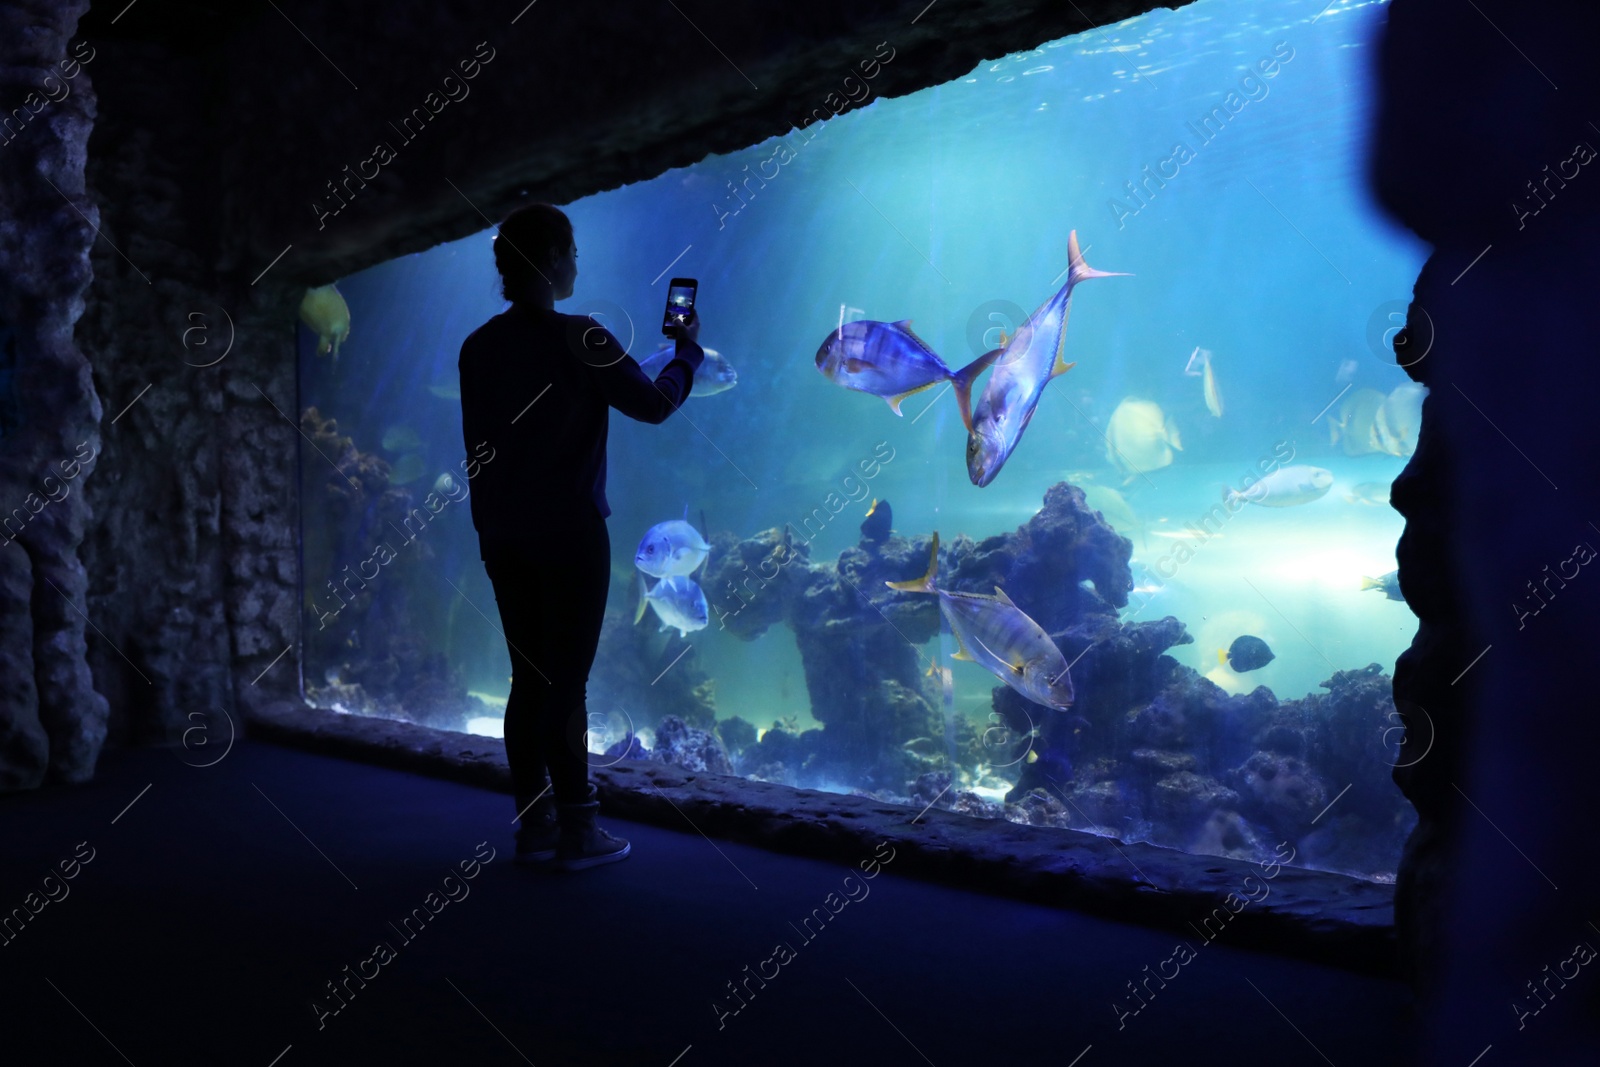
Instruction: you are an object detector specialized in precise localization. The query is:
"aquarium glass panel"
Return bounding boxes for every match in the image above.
[298,0,1425,879]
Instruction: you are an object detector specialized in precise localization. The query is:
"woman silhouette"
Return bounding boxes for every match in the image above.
[458,204,703,870]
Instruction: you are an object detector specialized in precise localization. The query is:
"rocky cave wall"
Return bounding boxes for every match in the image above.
[0,0,106,787]
[1371,0,1600,1048]
[3,0,1198,783]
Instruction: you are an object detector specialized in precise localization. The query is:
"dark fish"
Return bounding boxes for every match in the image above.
[1220,635,1275,672]
[861,498,892,542]
[1361,570,1406,603]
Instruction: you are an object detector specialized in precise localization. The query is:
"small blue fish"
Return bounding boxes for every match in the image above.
[636,575,709,637]
[967,231,1127,487]
[1219,635,1275,672]
[816,319,996,432]
[635,510,711,578]
[638,343,738,396]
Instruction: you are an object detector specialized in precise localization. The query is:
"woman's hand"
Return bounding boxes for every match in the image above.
[666,307,701,346]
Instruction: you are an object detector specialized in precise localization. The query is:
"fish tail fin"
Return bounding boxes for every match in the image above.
[1359,575,1380,591]
[886,531,940,594]
[634,575,650,624]
[1217,648,1229,666]
[950,350,1001,434]
[1067,230,1131,286]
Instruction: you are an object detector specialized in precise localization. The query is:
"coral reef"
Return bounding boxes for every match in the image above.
[702,480,1139,793]
[691,479,1412,878]
[650,715,735,776]
[297,407,474,731]
[586,607,717,733]
[599,715,734,776]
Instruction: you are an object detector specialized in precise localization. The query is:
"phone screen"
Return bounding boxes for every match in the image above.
[663,280,697,334]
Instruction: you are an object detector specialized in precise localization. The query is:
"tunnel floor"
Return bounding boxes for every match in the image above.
[0,740,1416,1066]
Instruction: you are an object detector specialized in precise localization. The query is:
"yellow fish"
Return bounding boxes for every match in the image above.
[1105,398,1182,482]
[299,284,351,366]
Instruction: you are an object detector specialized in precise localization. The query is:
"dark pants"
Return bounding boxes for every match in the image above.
[482,505,610,807]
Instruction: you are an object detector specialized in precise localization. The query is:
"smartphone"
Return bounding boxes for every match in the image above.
[662,278,697,335]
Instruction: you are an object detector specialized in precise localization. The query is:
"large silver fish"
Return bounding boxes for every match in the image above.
[815,319,995,432]
[636,574,709,637]
[635,513,711,578]
[638,343,739,396]
[967,231,1127,486]
[886,532,1075,709]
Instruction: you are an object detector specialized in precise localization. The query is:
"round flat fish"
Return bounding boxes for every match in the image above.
[1105,398,1182,479]
[1375,382,1425,458]
[382,425,423,452]
[638,344,738,396]
[642,575,709,637]
[635,518,711,577]
[387,453,427,485]
[1331,387,1387,456]
[1223,635,1275,672]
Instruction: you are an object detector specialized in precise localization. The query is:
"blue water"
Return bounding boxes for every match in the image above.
[299,0,1425,868]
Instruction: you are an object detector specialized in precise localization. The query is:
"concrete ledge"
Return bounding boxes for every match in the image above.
[244,700,1397,976]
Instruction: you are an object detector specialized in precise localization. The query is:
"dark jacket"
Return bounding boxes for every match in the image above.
[459,303,700,555]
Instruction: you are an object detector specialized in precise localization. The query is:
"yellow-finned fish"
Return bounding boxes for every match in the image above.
[886,532,1075,709]
[966,231,1128,487]
[815,319,997,432]
[1185,346,1223,418]
[299,284,351,366]
[861,498,893,543]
